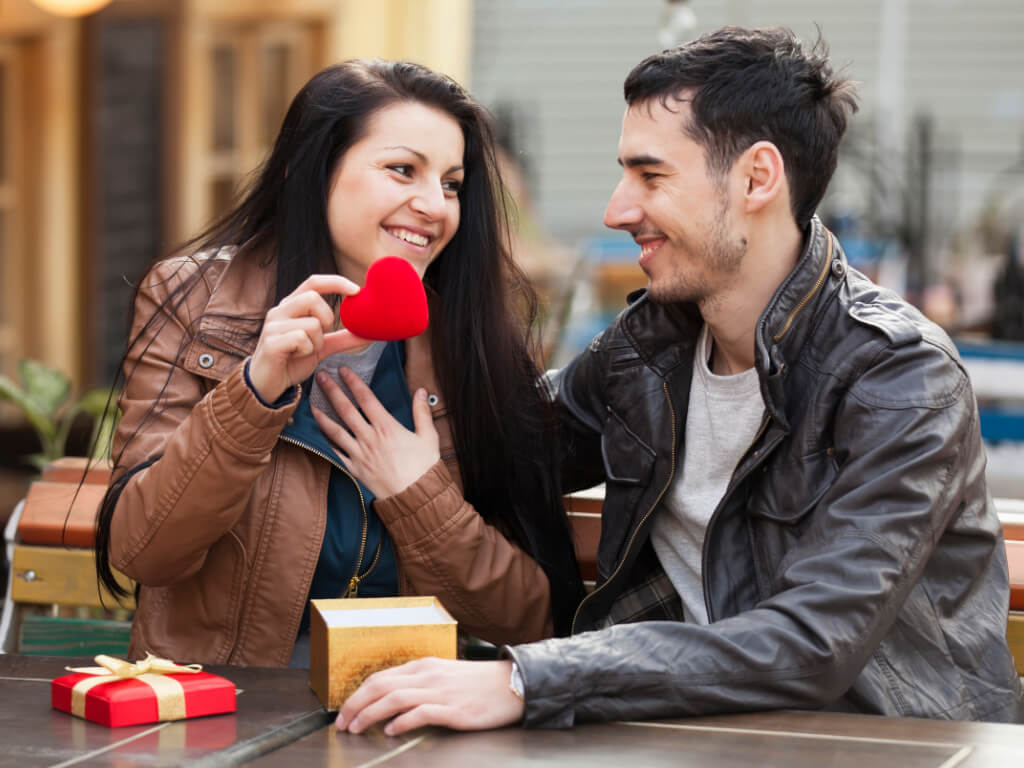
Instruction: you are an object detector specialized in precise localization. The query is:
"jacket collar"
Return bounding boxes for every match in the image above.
[622,216,842,426]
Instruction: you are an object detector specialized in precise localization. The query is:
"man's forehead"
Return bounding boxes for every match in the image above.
[617,99,694,160]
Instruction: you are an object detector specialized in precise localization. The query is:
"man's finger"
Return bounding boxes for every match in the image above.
[337,664,422,730]
[384,703,453,736]
[347,687,429,734]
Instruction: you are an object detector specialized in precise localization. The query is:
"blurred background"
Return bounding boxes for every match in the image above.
[2,0,1024,515]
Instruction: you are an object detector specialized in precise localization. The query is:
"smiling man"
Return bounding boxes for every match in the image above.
[336,26,1024,733]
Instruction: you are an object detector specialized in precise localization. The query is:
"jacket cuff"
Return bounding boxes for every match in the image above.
[207,361,300,457]
[502,641,577,729]
[373,459,459,544]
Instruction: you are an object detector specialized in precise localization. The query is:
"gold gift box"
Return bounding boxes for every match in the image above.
[309,596,457,711]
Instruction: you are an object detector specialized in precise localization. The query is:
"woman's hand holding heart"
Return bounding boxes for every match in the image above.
[312,368,440,500]
[248,274,367,404]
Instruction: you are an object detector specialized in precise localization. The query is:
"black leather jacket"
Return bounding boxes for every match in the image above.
[509,218,1023,727]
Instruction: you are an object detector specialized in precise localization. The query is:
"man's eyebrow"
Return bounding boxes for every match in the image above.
[618,154,667,169]
[384,145,464,174]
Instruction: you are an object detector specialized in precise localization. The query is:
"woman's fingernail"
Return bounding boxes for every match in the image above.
[316,371,327,384]
[415,388,427,401]
[335,714,346,730]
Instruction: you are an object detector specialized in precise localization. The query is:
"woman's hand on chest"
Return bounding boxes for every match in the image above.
[312,366,440,499]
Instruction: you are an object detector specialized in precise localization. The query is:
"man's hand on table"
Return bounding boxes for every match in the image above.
[335,658,524,735]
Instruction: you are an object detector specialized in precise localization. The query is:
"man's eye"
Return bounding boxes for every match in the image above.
[388,164,414,177]
[642,172,661,181]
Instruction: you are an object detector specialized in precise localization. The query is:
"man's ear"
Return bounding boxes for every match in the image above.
[739,141,786,213]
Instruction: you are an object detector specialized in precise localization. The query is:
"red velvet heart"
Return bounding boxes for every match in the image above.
[339,256,429,340]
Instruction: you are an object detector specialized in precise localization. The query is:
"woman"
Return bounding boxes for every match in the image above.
[94,59,583,667]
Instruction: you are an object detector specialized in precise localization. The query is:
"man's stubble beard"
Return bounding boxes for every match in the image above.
[646,196,746,305]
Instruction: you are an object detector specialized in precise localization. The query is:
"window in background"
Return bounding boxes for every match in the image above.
[0,44,22,391]
[203,23,317,222]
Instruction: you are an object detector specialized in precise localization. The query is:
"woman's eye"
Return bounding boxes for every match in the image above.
[388,164,414,177]
[442,180,463,195]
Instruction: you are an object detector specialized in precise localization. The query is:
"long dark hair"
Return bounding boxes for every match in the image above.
[95,60,583,633]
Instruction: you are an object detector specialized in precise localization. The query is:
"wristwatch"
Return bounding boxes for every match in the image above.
[509,661,525,700]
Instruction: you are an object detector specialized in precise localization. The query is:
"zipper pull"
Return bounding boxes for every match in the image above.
[344,575,361,598]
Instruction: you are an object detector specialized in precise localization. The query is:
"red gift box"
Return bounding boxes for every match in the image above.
[51,654,236,728]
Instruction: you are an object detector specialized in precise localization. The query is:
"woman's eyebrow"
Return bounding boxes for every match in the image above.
[384,145,464,174]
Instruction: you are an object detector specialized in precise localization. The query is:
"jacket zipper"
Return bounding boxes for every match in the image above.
[570,381,677,635]
[699,412,776,623]
[772,233,834,343]
[279,434,378,598]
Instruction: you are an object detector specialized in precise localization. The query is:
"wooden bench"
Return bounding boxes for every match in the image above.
[3,464,1021,672]
[0,457,133,655]
[567,487,1024,675]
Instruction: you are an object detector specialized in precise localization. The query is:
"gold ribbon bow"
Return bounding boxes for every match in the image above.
[65,653,203,721]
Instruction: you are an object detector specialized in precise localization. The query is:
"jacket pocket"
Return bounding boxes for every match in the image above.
[600,407,656,485]
[748,447,837,524]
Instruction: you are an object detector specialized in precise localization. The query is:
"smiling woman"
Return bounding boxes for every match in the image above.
[91,60,584,668]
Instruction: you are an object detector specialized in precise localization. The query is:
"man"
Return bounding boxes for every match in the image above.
[336,26,1024,734]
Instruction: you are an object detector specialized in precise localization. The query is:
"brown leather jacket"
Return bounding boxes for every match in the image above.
[108,246,553,666]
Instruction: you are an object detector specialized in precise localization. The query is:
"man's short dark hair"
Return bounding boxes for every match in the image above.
[624,26,859,229]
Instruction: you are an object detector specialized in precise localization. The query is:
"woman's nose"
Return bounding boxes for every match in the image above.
[410,181,447,220]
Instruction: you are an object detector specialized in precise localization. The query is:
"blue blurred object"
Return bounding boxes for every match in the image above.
[955,338,1024,443]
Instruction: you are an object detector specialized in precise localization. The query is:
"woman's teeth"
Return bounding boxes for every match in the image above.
[387,228,429,247]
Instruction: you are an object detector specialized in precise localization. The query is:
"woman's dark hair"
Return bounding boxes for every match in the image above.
[95,59,583,633]
[624,26,860,229]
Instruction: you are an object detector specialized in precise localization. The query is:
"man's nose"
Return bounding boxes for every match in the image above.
[603,180,643,231]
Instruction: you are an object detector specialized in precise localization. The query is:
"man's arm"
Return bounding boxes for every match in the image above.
[507,339,985,727]
[547,332,612,494]
[337,340,990,732]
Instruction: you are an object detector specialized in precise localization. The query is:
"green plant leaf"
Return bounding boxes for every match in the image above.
[0,372,57,445]
[80,387,121,460]
[77,387,117,418]
[18,358,71,417]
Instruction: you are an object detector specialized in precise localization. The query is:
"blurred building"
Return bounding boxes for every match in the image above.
[0,0,471,406]
[4,0,1024,400]
[470,0,1024,351]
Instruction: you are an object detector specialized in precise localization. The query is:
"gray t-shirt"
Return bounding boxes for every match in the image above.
[650,323,765,624]
[308,341,387,423]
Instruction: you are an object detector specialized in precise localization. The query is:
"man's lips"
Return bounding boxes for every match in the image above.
[637,236,667,265]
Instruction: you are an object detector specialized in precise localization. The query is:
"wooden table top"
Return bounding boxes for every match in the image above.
[0,653,329,767]
[250,709,1024,768]
[4,653,1023,767]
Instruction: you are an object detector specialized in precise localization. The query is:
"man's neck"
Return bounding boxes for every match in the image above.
[700,219,804,376]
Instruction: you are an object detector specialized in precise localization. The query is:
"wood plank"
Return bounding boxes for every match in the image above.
[18,615,130,657]
[10,545,134,608]
[1008,540,1024,611]
[16,480,106,547]
[39,456,112,486]
[1009,612,1024,676]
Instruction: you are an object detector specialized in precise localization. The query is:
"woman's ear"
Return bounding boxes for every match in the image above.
[740,141,787,214]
